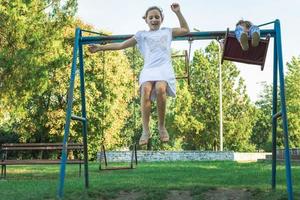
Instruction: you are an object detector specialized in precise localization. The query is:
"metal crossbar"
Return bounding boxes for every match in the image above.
[79,29,276,45]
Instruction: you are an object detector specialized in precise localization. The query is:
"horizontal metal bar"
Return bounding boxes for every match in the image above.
[80,29,109,36]
[2,143,82,147]
[71,115,86,122]
[1,160,84,165]
[273,112,282,119]
[2,146,83,150]
[80,29,276,45]
[258,20,276,28]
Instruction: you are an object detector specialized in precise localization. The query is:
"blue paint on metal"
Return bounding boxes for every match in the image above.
[271,22,278,189]
[78,34,89,188]
[275,19,293,200]
[257,20,276,28]
[58,27,81,198]
[80,29,276,45]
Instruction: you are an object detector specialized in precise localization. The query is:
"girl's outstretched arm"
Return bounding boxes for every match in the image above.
[171,3,190,37]
[88,37,137,53]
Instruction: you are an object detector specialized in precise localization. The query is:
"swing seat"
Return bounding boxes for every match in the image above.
[221,29,270,70]
[99,143,137,171]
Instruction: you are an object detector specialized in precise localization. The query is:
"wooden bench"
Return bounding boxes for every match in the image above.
[1,143,84,179]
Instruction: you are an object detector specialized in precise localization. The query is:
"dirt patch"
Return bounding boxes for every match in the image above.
[112,190,193,200]
[113,190,144,200]
[165,190,193,200]
[111,188,252,200]
[202,188,252,200]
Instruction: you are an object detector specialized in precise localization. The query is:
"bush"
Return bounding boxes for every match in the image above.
[0,129,19,145]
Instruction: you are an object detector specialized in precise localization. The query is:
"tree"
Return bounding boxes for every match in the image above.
[285,56,300,147]
[252,56,300,151]
[251,83,274,151]
[0,1,135,159]
[168,42,255,151]
[0,0,77,142]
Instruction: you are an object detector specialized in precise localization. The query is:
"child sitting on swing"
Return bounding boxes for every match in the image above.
[235,20,260,51]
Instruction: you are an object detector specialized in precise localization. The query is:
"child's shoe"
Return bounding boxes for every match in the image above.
[139,132,150,146]
[251,32,260,47]
[240,32,249,51]
[159,128,169,143]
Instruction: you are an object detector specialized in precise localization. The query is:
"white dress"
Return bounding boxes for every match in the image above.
[134,27,176,101]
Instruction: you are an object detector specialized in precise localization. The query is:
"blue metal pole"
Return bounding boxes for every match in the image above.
[78,32,89,188]
[57,27,81,198]
[271,23,278,189]
[275,19,293,200]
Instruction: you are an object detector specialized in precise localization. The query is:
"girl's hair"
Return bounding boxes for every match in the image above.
[143,6,164,20]
[236,20,253,29]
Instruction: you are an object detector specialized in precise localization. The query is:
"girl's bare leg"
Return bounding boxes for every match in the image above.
[139,81,153,145]
[155,81,169,142]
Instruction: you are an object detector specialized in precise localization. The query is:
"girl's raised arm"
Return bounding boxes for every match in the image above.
[171,3,190,37]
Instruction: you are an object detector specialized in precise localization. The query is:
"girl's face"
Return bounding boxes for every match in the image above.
[145,9,163,31]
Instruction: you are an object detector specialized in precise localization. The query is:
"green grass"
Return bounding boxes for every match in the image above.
[0,161,299,200]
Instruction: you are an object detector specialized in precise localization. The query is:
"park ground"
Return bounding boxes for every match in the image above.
[0,161,299,200]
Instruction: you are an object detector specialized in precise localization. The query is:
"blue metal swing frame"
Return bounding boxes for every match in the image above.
[57,19,293,200]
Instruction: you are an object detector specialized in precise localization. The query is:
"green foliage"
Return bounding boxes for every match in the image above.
[166,50,203,150]
[0,0,77,142]
[0,0,135,158]
[285,56,300,147]
[174,42,255,151]
[252,56,300,150]
[83,48,134,156]
[122,48,143,149]
[3,1,299,154]
[0,129,19,145]
[251,83,274,151]
[143,42,256,151]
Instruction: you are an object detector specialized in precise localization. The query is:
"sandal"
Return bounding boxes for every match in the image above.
[240,32,249,51]
[139,132,150,146]
[251,32,260,47]
[159,128,169,143]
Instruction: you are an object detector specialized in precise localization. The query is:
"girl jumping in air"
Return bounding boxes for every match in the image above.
[88,3,190,145]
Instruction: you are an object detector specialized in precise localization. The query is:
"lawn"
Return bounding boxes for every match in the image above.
[0,161,299,200]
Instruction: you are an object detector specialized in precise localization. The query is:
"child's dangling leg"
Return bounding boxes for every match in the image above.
[235,25,249,51]
[249,25,260,47]
[155,81,169,142]
[139,82,153,145]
